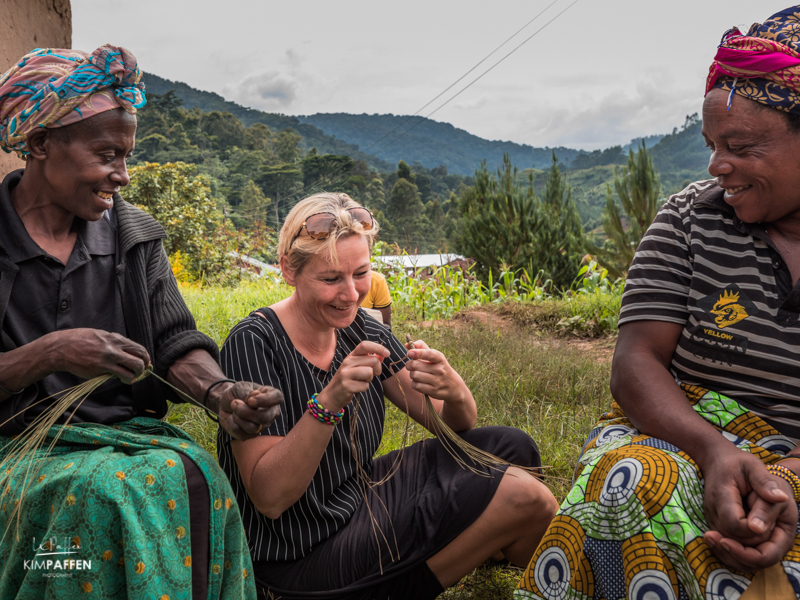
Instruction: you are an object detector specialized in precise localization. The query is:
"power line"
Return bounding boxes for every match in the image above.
[375,0,583,156]
[275,0,582,209]
[358,0,562,155]
[237,0,581,222]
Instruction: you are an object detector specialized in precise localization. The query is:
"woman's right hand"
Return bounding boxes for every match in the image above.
[317,341,389,412]
[701,446,797,570]
[47,328,151,384]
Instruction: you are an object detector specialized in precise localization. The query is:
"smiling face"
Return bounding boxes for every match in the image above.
[285,234,372,330]
[702,88,800,224]
[31,108,137,221]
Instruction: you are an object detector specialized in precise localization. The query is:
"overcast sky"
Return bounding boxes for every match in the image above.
[72,0,793,151]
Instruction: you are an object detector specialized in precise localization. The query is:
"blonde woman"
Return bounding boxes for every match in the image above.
[217,193,557,599]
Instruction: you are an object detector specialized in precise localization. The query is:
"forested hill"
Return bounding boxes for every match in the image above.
[298,113,581,175]
[143,73,392,171]
[143,71,709,179]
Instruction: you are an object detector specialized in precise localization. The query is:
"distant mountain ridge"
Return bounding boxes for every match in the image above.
[142,73,392,171]
[298,113,582,175]
[142,72,587,174]
[143,71,708,180]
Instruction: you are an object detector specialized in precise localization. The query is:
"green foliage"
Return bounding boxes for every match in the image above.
[126,162,276,282]
[594,142,662,278]
[380,259,622,337]
[459,154,585,289]
[458,155,539,276]
[274,129,302,164]
[537,154,586,289]
[126,162,229,276]
[239,180,272,226]
[397,160,414,182]
[386,178,424,248]
[301,153,354,190]
[650,114,706,172]
[257,163,303,226]
[570,145,626,170]
[560,260,624,335]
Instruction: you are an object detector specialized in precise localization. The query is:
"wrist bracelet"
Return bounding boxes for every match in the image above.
[0,380,24,396]
[307,393,344,425]
[202,378,236,424]
[766,464,800,502]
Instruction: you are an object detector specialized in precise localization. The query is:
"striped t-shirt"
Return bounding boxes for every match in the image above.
[620,179,800,438]
[218,307,408,561]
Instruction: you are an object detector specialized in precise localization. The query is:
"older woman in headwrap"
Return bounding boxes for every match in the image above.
[0,46,281,599]
[516,6,800,600]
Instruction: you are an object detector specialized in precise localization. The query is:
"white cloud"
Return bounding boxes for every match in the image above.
[226,71,300,110]
[72,0,795,149]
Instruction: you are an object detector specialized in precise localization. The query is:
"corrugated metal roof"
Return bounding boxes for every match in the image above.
[375,254,464,269]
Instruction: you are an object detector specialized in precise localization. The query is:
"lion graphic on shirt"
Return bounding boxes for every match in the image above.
[710,289,749,329]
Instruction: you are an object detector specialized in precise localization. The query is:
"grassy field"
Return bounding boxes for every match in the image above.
[172,279,617,599]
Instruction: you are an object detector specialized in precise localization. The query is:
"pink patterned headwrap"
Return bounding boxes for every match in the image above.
[705,6,800,114]
[0,45,146,157]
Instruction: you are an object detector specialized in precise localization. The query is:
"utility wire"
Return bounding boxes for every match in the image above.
[375,0,583,155]
[358,0,562,155]
[242,0,581,219]
[278,0,582,208]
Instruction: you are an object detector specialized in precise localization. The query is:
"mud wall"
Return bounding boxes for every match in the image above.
[0,0,72,176]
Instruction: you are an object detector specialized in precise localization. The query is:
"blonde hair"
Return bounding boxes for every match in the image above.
[278,192,379,273]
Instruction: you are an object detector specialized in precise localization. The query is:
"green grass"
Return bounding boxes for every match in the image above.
[178,279,293,345]
[492,290,622,338]
[172,279,615,599]
[165,280,293,447]
[380,317,611,501]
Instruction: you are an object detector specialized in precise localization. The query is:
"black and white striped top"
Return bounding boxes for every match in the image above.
[620,180,800,438]
[218,307,409,561]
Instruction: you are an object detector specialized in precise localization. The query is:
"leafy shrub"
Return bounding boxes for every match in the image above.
[128,161,277,284]
[384,263,551,321]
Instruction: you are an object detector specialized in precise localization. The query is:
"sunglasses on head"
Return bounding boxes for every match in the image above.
[292,206,374,246]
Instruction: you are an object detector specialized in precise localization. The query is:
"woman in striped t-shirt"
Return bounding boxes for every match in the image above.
[218,192,557,599]
[517,6,800,600]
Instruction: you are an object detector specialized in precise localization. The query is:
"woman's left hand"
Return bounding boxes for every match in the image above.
[406,340,469,404]
[703,463,798,571]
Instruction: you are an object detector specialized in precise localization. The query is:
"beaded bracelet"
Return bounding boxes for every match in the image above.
[306,393,344,425]
[766,464,800,502]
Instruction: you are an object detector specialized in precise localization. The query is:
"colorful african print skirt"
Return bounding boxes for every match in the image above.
[515,385,800,600]
[0,417,255,599]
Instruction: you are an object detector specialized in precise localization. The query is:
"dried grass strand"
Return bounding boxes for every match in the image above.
[0,374,114,542]
[403,334,546,481]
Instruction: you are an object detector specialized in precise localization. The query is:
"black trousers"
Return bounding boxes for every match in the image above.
[178,453,210,600]
[254,426,542,600]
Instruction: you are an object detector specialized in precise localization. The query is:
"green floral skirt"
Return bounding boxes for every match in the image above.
[0,417,255,600]
[515,385,800,600]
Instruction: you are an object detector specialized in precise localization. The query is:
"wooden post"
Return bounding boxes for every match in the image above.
[0,0,72,179]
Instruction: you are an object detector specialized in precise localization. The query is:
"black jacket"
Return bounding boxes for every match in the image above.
[0,171,218,433]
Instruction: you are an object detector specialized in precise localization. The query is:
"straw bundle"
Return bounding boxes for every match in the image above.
[402,333,547,480]
[0,366,209,542]
[0,374,114,541]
